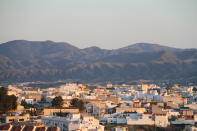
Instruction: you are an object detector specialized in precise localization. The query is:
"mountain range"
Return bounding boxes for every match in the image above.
[0,40,197,83]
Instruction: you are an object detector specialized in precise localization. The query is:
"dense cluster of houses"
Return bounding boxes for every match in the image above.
[1,82,197,130]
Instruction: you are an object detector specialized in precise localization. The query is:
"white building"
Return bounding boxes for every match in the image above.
[42,113,104,131]
[25,99,34,104]
[127,113,154,125]
[155,114,169,127]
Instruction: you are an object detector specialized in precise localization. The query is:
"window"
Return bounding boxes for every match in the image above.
[9,119,14,122]
[19,119,24,121]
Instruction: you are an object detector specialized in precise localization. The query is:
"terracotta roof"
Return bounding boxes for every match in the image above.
[11,126,22,131]
[47,127,58,131]
[144,112,152,114]
[46,107,78,109]
[0,124,11,130]
[35,127,46,131]
[0,124,57,131]
[164,106,173,109]
[23,126,34,131]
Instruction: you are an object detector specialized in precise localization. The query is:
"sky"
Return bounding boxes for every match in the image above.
[0,0,197,49]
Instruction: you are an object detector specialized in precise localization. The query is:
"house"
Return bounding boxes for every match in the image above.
[0,113,30,123]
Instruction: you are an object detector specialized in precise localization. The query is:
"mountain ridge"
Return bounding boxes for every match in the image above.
[0,40,197,83]
[2,40,195,50]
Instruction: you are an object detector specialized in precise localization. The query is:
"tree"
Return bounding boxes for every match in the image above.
[0,87,17,113]
[70,98,79,106]
[70,98,85,112]
[21,99,35,109]
[10,95,17,109]
[41,97,47,102]
[169,115,178,121]
[0,87,8,96]
[21,99,28,108]
[193,87,197,92]
[51,96,63,108]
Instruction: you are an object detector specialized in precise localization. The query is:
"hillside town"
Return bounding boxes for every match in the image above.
[1,82,197,131]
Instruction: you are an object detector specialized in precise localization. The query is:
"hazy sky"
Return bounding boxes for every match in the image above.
[0,0,197,49]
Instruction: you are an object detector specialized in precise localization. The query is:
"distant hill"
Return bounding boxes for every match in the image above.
[117,43,179,53]
[0,40,197,83]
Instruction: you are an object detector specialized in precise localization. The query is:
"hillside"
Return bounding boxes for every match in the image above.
[0,40,197,83]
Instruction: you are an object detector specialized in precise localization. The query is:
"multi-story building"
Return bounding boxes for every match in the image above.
[42,113,104,131]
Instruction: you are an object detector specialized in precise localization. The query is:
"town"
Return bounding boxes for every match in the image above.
[1,82,197,131]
